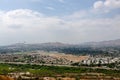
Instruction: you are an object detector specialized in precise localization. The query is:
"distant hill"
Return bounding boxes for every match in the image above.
[1,39,120,48]
[0,39,120,56]
[83,39,120,47]
[5,42,69,48]
[0,42,72,53]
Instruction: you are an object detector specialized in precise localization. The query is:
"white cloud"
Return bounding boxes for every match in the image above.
[93,0,120,12]
[66,10,87,19]
[94,1,104,9]
[0,9,120,45]
[46,7,55,10]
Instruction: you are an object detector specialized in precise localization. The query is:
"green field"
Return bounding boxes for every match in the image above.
[0,63,120,77]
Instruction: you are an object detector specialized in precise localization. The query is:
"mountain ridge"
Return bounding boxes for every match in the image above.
[1,39,120,48]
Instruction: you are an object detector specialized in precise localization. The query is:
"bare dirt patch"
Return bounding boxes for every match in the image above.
[0,75,14,80]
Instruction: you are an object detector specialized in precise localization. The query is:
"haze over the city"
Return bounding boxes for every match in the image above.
[0,0,120,45]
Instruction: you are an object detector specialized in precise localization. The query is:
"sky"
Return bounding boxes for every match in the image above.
[0,0,120,45]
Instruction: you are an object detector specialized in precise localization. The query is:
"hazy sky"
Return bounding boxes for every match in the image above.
[0,0,120,45]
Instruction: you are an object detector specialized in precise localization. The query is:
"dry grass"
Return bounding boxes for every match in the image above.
[48,53,89,62]
[0,75,14,80]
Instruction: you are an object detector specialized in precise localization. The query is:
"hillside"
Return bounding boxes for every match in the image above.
[0,39,120,56]
[83,39,120,47]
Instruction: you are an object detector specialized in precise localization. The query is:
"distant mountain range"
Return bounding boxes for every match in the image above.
[2,39,120,48]
[82,39,120,47]
[0,39,120,56]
